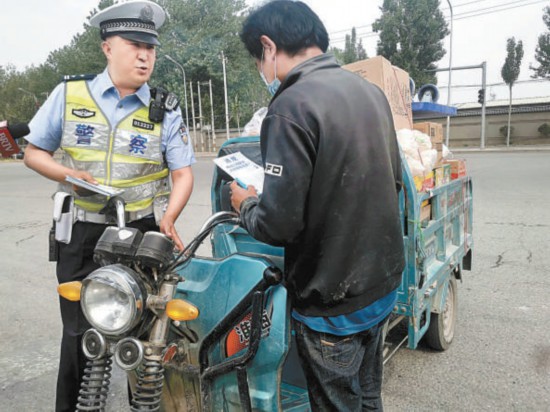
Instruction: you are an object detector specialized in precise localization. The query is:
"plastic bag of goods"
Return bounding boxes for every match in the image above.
[242,107,268,136]
[396,129,420,160]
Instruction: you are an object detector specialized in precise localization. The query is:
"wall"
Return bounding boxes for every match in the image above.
[422,110,550,148]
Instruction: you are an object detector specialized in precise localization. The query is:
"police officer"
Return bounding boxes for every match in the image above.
[23,1,194,410]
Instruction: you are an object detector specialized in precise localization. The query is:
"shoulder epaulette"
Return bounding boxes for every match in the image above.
[62,74,97,82]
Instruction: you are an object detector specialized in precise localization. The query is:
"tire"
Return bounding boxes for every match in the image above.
[425,276,457,351]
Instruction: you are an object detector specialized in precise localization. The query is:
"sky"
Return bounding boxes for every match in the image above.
[1,0,549,104]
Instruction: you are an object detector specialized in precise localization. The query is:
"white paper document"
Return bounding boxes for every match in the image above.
[213,152,264,194]
[66,176,126,197]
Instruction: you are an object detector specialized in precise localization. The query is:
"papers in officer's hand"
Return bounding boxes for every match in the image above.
[213,151,264,194]
[66,175,125,197]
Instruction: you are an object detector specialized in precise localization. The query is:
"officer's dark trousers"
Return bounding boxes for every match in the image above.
[55,218,158,412]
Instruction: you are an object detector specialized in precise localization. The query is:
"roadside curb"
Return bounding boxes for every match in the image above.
[452,145,550,153]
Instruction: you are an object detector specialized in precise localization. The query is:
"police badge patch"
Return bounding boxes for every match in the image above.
[133,119,155,131]
[179,122,189,145]
[72,108,96,118]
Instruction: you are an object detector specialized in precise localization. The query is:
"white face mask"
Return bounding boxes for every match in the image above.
[260,48,281,96]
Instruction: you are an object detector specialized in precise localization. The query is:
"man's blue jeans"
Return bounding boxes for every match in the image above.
[293,317,387,411]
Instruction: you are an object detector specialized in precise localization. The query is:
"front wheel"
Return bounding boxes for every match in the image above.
[425,276,457,351]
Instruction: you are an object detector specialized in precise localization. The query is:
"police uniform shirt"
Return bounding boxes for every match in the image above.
[26,68,195,171]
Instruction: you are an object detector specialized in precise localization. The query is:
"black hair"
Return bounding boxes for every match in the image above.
[240,0,329,59]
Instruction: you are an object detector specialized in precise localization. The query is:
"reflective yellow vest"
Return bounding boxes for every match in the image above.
[59,80,170,218]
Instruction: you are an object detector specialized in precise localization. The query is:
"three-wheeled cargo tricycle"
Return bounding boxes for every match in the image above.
[59,134,473,411]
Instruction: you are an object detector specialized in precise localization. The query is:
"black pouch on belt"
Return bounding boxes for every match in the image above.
[49,220,59,262]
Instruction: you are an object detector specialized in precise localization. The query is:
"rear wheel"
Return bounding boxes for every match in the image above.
[425,277,457,351]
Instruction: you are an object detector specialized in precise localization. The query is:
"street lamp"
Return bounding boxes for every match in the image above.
[164,55,190,135]
[445,0,453,147]
[220,51,230,140]
[18,87,39,108]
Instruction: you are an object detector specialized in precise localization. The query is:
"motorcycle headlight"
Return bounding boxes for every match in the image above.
[81,264,146,336]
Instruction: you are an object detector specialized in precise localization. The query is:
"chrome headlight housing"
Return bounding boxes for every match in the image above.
[81,264,146,336]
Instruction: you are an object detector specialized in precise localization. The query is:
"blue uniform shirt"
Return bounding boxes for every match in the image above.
[26,68,195,170]
[292,288,397,336]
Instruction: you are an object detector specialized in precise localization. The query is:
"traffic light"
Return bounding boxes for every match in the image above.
[478,89,485,105]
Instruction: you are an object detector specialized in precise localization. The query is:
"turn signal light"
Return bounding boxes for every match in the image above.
[57,281,82,301]
[166,299,199,321]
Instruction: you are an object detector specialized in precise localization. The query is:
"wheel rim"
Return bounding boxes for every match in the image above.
[442,281,456,342]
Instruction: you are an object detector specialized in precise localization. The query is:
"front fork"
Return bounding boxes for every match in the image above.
[77,280,178,412]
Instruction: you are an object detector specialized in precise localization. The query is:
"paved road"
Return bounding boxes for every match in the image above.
[1,150,549,411]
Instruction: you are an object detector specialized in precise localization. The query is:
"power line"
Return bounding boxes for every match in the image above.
[449,0,548,21]
[438,79,550,88]
[327,0,497,37]
[329,24,372,36]
[329,0,546,46]
[441,0,492,10]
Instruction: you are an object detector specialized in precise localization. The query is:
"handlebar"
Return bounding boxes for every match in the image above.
[166,212,240,272]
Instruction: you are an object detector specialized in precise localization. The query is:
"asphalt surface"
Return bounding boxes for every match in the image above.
[1,148,549,411]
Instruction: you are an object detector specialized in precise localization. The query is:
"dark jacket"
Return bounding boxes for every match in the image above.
[240,53,405,317]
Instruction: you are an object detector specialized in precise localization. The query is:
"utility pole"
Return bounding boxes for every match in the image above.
[221,51,230,140]
[209,79,216,152]
[429,63,487,149]
[189,81,197,152]
[444,0,453,147]
[164,55,189,133]
[197,82,204,152]
[480,61,487,149]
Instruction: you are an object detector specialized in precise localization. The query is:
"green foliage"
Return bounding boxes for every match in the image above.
[331,28,368,65]
[372,0,449,88]
[501,37,523,146]
[538,123,550,137]
[0,65,36,122]
[531,6,550,79]
[0,0,268,129]
[154,0,269,129]
[501,37,524,87]
[0,0,113,123]
[499,125,514,138]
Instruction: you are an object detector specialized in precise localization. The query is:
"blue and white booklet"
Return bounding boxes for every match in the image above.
[213,151,264,194]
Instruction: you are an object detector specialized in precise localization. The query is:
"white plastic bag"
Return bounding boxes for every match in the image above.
[420,149,438,173]
[412,130,432,150]
[242,107,268,136]
[442,143,451,160]
[404,154,425,177]
[396,129,420,159]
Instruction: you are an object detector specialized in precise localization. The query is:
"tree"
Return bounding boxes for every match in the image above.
[330,27,368,65]
[372,0,449,88]
[1,0,268,133]
[531,6,550,79]
[156,0,269,132]
[501,37,524,147]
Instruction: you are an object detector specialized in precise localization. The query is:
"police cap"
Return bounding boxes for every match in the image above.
[90,0,166,46]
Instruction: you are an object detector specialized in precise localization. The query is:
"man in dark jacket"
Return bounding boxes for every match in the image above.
[231,1,405,410]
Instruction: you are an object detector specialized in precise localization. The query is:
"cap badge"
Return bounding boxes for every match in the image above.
[140,5,154,22]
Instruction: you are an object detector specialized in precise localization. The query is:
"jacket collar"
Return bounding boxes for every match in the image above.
[270,53,340,101]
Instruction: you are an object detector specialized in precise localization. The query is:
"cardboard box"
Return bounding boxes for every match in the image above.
[413,171,434,192]
[444,159,467,180]
[434,164,451,187]
[413,122,443,144]
[343,56,413,131]
[423,170,434,191]
[413,175,424,191]
[420,203,431,226]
